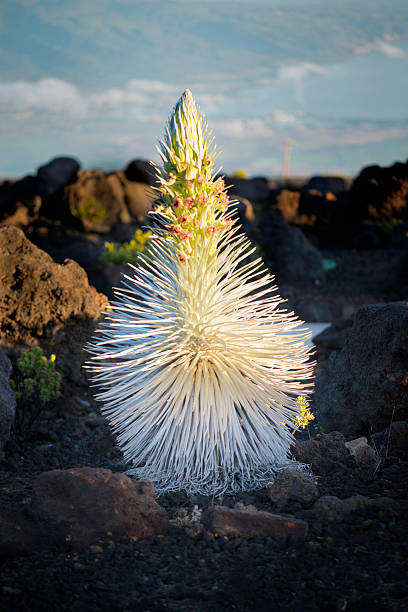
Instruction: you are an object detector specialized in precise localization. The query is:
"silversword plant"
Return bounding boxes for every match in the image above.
[87,90,314,495]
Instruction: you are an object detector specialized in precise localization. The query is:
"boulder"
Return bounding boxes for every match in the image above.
[0,225,107,387]
[304,176,346,197]
[124,159,156,186]
[27,468,169,548]
[37,156,81,196]
[201,504,308,542]
[0,349,16,452]
[350,160,408,221]
[267,468,319,510]
[274,189,301,224]
[66,169,131,232]
[258,209,324,282]
[226,176,271,203]
[0,468,169,554]
[313,302,408,435]
[293,432,355,474]
[65,170,154,231]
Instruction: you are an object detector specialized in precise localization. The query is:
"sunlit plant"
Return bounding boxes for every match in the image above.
[11,347,61,433]
[87,90,314,495]
[99,229,153,268]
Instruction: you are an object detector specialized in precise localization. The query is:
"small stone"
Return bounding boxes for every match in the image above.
[312,496,351,523]
[201,504,308,542]
[345,437,377,465]
[267,468,319,510]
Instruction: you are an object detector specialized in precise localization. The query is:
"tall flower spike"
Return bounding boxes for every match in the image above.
[86,90,314,495]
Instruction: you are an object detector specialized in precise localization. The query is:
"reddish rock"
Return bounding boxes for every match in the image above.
[27,468,169,549]
[345,437,377,465]
[294,432,355,475]
[0,225,107,386]
[65,170,154,232]
[201,504,308,542]
[267,468,319,510]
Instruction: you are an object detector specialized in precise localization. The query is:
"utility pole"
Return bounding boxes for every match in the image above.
[282,138,292,183]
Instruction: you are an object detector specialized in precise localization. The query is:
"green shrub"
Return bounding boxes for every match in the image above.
[99,229,153,268]
[10,347,61,433]
[377,217,403,238]
[72,196,106,225]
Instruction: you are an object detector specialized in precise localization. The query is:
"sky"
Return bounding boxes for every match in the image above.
[1,0,408,178]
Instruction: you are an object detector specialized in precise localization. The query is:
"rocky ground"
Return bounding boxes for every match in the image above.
[0,158,407,611]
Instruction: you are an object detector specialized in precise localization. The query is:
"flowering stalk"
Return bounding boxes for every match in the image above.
[87,90,314,495]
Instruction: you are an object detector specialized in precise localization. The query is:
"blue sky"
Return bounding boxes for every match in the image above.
[1,0,408,178]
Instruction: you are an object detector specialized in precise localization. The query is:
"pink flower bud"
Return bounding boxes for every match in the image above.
[183,197,194,208]
[197,194,208,205]
[206,225,216,235]
[178,215,188,225]
[214,178,225,194]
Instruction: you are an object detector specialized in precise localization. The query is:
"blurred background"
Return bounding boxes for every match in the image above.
[1,0,408,179]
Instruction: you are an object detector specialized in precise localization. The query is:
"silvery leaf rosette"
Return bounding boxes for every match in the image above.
[86,90,314,496]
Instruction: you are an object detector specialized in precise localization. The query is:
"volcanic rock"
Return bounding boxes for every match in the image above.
[0,225,107,387]
[258,209,324,282]
[267,468,319,510]
[65,170,154,232]
[293,432,355,474]
[202,504,308,542]
[313,302,408,435]
[37,156,81,196]
[27,468,169,549]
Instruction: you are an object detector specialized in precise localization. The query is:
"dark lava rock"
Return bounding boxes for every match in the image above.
[304,176,346,196]
[371,421,408,458]
[294,432,355,474]
[313,302,408,435]
[0,225,107,387]
[267,468,319,510]
[226,175,271,203]
[124,158,156,186]
[0,348,16,451]
[37,156,81,196]
[258,209,324,282]
[350,159,408,221]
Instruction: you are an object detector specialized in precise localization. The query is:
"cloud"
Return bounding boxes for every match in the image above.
[377,41,406,58]
[0,78,84,115]
[0,77,181,119]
